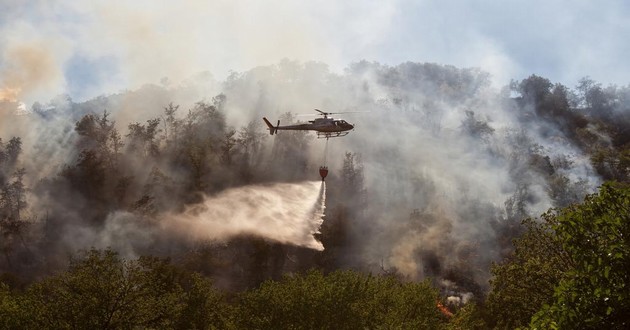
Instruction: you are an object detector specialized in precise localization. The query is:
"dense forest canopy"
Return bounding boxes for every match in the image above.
[1,60,629,328]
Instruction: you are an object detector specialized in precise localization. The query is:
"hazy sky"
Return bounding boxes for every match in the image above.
[1,0,629,105]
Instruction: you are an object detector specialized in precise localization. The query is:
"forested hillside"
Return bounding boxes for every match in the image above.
[1,61,629,328]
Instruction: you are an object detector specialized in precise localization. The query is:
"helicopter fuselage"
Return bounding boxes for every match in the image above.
[263,117,354,137]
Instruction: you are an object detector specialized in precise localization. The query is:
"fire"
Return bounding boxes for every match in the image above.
[0,87,21,102]
[437,301,454,318]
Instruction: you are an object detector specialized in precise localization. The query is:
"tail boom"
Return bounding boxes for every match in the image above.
[263,117,278,135]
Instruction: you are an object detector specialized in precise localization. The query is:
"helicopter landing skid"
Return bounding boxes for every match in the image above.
[317,131,350,139]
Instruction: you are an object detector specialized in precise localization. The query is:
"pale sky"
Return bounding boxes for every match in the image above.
[1,0,629,105]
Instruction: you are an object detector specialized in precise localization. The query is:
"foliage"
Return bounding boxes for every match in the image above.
[175,273,231,330]
[1,251,453,330]
[486,183,630,329]
[447,303,487,330]
[23,249,181,329]
[126,118,162,158]
[18,248,228,330]
[530,183,630,329]
[0,282,30,329]
[485,216,573,329]
[235,269,446,329]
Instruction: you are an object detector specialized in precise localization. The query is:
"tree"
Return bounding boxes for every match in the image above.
[447,303,487,330]
[3,249,232,329]
[0,137,22,183]
[591,146,630,182]
[530,183,630,329]
[461,110,494,140]
[236,120,267,172]
[24,249,186,329]
[162,102,181,144]
[485,217,574,329]
[175,273,230,330]
[1,168,27,222]
[62,149,106,203]
[341,152,365,198]
[74,111,124,171]
[515,75,552,109]
[127,118,162,158]
[174,98,228,191]
[235,269,446,329]
[0,168,31,269]
[0,282,31,329]
[585,84,613,120]
[220,128,237,166]
[133,166,176,215]
[4,137,21,169]
[269,112,312,180]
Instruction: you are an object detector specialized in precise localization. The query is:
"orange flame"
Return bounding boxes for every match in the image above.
[437,301,454,318]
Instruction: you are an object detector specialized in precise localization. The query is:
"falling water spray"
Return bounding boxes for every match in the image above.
[163,181,327,250]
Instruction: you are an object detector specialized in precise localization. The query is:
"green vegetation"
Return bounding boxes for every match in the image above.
[530,183,630,329]
[486,183,630,329]
[236,270,444,329]
[0,250,447,329]
[485,217,573,329]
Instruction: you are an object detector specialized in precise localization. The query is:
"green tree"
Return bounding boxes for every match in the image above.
[0,282,32,329]
[486,216,574,329]
[235,269,446,329]
[25,249,186,329]
[514,75,552,109]
[175,273,230,330]
[447,303,487,330]
[530,183,630,329]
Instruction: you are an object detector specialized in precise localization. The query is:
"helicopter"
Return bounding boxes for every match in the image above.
[263,109,355,139]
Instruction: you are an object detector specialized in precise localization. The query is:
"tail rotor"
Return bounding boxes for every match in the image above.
[263,117,279,135]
